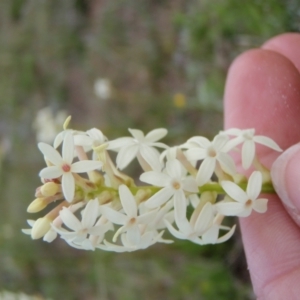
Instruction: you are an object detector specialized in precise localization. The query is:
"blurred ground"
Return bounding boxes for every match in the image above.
[0,0,299,299]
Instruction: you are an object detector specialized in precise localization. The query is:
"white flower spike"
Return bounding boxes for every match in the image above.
[24,118,281,254]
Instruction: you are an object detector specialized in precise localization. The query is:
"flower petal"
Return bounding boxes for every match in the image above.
[222,136,243,152]
[217,152,236,175]
[108,137,135,150]
[253,198,268,213]
[39,166,63,179]
[74,135,93,147]
[145,187,174,208]
[214,225,236,244]
[242,140,255,169]
[38,143,63,165]
[100,206,127,225]
[43,229,57,243]
[164,220,188,240]
[145,128,168,142]
[247,171,262,200]
[62,173,75,202]
[253,135,282,152]
[128,128,144,140]
[173,190,187,223]
[62,132,74,164]
[137,209,158,224]
[194,202,213,234]
[53,132,64,149]
[139,145,162,171]
[186,136,210,148]
[140,171,170,187]
[119,185,137,217]
[82,199,99,229]
[196,157,215,186]
[221,181,248,203]
[223,128,243,136]
[212,134,228,151]
[59,207,82,231]
[201,224,219,244]
[182,177,198,193]
[166,159,183,178]
[185,148,207,161]
[215,202,244,216]
[116,144,139,169]
[126,226,141,246]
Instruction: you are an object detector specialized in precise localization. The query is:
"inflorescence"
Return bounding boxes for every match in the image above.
[23,117,282,252]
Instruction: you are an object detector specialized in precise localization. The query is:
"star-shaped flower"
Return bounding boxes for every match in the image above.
[200,214,236,244]
[107,128,168,171]
[164,202,214,245]
[184,134,236,186]
[222,128,282,169]
[52,199,113,250]
[38,132,102,202]
[140,159,198,222]
[100,185,157,245]
[216,171,268,217]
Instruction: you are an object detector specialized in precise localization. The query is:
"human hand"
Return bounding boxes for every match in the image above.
[224,33,300,299]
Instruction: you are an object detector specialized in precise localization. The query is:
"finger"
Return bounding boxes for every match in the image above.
[262,32,300,72]
[224,48,300,299]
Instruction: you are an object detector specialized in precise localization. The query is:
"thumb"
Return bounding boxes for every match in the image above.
[271,143,300,226]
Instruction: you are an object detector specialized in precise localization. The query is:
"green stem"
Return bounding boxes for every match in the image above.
[85,181,276,200]
[199,182,276,194]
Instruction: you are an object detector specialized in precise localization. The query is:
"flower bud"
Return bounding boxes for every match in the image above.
[31,217,51,239]
[41,182,59,197]
[27,198,47,213]
[89,171,104,185]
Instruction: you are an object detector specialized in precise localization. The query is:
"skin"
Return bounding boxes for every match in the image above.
[224,33,300,299]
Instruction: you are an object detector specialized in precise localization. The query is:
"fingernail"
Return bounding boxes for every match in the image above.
[271,143,300,225]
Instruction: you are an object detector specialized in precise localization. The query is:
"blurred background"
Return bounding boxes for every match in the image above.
[0,0,299,299]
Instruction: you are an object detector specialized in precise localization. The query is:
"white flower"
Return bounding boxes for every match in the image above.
[216,171,268,217]
[75,128,107,149]
[100,185,157,245]
[38,132,102,202]
[185,134,236,186]
[107,128,168,171]
[52,199,113,250]
[141,159,198,222]
[141,200,174,230]
[222,128,282,169]
[200,214,236,244]
[165,202,214,245]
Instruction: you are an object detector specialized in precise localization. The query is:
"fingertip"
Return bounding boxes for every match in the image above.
[224,48,300,153]
[262,33,300,72]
